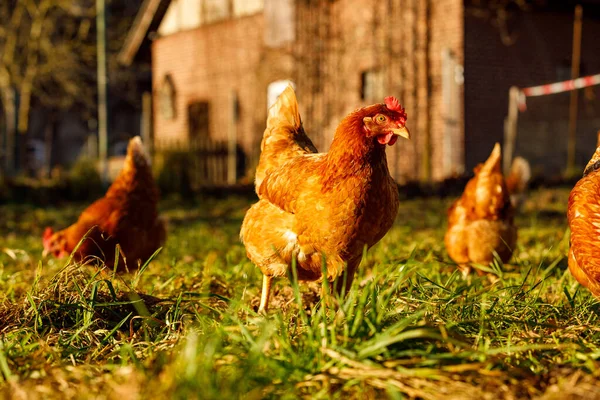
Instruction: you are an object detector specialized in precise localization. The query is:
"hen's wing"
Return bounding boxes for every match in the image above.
[63,197,122,253]
[257,153,325,214]
[254,86,318,192]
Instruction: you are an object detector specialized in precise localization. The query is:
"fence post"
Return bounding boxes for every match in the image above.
[567,4,583,175]
[141,91,153,155]
[503,86,519,176]
[96,0,109,183]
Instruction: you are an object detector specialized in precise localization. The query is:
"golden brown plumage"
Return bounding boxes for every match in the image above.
[505,156,531,210]
[240,86,410,312]
[444,143,517,275]
[42,137,166,271]
[567,147,600,296]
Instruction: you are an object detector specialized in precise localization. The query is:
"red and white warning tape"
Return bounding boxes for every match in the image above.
[517,72,600,111]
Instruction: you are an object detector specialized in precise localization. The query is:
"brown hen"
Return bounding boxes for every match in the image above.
[43,136,166,271]
[567,146,600,295]
[505,156,531,210]
[240,86,410,312]
[444,143,518,275]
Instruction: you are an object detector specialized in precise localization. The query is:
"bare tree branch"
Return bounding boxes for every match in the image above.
[465,0,542,46]
[0,0,147,174]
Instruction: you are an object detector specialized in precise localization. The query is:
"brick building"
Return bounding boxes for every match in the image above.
[121,0,600,183]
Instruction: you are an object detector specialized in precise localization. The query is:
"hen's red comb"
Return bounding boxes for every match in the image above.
[384,96,404,113]
[43,227,53,241]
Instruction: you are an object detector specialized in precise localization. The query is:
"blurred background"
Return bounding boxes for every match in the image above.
[0,0,599,200]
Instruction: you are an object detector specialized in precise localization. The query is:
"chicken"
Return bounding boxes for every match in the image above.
[42,136,166,271]
[240,86,410,312]
[505,156,531,210]
[444,143,518,275]
[567,146,600,296]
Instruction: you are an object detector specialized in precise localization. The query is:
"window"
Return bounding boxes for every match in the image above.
[360,69,384,102]
[264,0,295,48]
[159,0,264,34]
[188,101,210,141]
[203,0,231,24]
[234,0,263,17]
[159,75,176,120]
[441,48,464,175]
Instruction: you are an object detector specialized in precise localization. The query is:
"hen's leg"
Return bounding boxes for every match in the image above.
[258,274,273,313]
[334,272,355,297]
[334,260,359,297]
[458,264,472,279]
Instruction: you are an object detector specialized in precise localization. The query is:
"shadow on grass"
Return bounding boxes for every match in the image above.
[534,210,567,222]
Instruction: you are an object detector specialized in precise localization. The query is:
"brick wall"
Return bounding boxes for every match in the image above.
[295,0,464,183]
[151,1,600,182]
[151,0,465,183]
[429,0,464,180]
[151,12,294,172]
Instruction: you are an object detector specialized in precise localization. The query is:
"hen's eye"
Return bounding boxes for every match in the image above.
[376,115,386,123]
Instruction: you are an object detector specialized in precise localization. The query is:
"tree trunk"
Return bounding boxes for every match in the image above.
[1,87,17,177]
[17,76,35,175]
[18,130,28,176]
[44,112,56,179]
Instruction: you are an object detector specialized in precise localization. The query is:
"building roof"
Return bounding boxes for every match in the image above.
[117,0,171,66]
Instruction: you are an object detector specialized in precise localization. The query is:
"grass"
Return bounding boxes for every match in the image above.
[0,187,599,399]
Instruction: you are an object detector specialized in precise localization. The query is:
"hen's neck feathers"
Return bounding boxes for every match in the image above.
[325,106,388,176]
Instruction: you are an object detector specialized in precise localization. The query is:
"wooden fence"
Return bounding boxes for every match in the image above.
[153,137,244,189]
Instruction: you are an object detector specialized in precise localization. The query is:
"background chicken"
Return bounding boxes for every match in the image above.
[240,86,410,312]
[567,146,600,296]
[43,136,166,271]
[444,143,526,275]
[505,156,531,211]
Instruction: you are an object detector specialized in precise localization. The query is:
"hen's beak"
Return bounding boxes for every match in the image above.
[42,247,49,258]
[391,126,411,140]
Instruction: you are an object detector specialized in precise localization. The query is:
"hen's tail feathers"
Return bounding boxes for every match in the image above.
[470,143,509,217]
[107,136,157,198]
[267,86,302,134]
[126,136,151,168]
[116,136,153,181]
[506,156,531,210]
[479,142,502,175]
[254,86,318,191]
